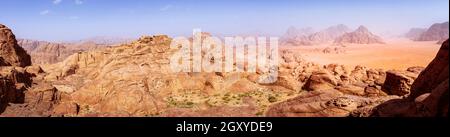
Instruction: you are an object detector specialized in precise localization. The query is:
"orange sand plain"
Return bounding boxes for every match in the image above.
[280,39,442,71]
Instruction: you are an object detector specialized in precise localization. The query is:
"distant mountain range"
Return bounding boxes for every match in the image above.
[281,24,384,46]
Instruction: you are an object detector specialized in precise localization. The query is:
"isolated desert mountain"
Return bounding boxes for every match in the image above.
[309,24,351,42]
[404,28,427,40]
[334,26,385,44]
[0,24,31,67]
[416,22,449,41]
[18,39,113,64]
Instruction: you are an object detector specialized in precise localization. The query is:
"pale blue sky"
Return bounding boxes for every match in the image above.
[0,0,448,41]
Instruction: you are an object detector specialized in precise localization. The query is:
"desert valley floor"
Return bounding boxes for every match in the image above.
[281,39,442,70]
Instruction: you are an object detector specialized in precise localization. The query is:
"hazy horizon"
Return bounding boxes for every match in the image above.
[1,0,448,42]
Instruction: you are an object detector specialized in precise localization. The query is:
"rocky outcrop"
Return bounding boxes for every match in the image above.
[334,26,385,45]
[0,24,31,67]
[266,89,395,117]
[266,90,356,117]
[302,70,338,91]
[0,75,21,112]
[382,70,420,96]
[416,22,449,41]
[409,39,449,100]
[0,24,34,114]
[372,39,449,117]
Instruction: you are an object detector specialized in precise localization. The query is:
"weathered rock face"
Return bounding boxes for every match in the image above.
[382,70,419,96]
[17,34,308,117]
[334,26,385,45]
[266,89,395,117]
[302,70,338,91]
[0,24,34,114]
[372,39,449,117]
[0,76,19,112]
[0,24,31,67]
[266,90,354,117]
[416,22,449,41]
[409,41,449,99]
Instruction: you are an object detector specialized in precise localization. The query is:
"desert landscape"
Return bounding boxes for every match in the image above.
[0,1,448,117]
[282,39,441,71]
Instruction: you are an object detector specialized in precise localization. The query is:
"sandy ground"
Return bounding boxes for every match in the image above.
[280,38,442,71]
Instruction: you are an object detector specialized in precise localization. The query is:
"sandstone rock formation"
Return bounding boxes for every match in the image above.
[382,69,420,96]
[0,24,31,67]
[266,89,396,117]
[0,24,34,114]
[334,26,385,45]
[416,22,449,41]
[2,34,303,117]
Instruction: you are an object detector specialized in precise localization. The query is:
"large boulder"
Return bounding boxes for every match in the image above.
[302,70,338,91]
[382,70,419,96]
